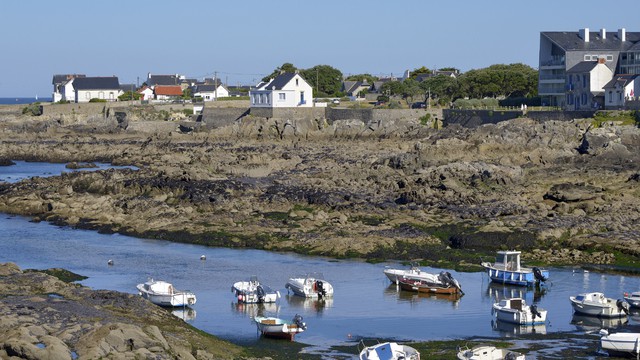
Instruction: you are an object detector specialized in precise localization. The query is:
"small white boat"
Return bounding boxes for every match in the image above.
[570,292,629,317]
[624,291,640,308]
[384,262,439,283]
[254,315,306,341]
[231,276,280,303]
[359,341,420,360]
[492,297,547,325]
[600,329,640,358]
[137,279,196,307]
[481,250,548,286]
[285,273,333,298]
[457,345,525,360]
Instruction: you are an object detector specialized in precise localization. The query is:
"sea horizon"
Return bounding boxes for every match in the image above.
[0,97,52,105]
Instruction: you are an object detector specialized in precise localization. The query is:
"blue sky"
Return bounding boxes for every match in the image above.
[1,0,638,97]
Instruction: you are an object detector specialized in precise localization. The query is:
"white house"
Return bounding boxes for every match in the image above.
[565,59,613,110]
[137,86,154,101]
[51,74,85,102]
[193,84,229,101]
[250,72,313,108]
[71,77,122,103]
[603,74,640,109]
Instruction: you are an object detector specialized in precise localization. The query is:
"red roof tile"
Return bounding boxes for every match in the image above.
[154,85,183,96]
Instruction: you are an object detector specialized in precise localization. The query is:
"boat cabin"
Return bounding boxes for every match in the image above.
[494,251,522,271]
[145,281,175,294]
[498,298,524,311]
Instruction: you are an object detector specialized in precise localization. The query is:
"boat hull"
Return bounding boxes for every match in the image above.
[359,342,420,360]
[457,345,525,360]
[254,317,305,341]
[570,298,628,318]
[232,281,279,304]
[494,308,547,325]
[285,278,333,298]
[137,282,196,307]
[601,332,640,357]
[397,279,461,295]
[384,268,438,284]
[624,293,640,308]
[482,264,548,286]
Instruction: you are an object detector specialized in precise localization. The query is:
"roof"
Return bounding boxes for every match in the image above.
[604,74,640,88]
[147,74,179,86]
[194,84,224,92]
[256,73,298,90]
[154,85,183,96]
[52,74,85,85]
[72,77,120,90]
[566,61,599,73]
[541,30,640,51]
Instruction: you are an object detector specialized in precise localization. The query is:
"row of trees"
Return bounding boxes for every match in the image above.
[263,63,539,105]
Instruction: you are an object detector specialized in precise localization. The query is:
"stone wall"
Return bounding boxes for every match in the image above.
[444,109,598,127]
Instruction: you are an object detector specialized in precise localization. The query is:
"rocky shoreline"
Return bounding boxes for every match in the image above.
[1,108,640,269]
[0,262,244,359]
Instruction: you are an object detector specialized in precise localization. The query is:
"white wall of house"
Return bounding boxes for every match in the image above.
[196,86,230,101]
[61,82,75,102]
[139,88,153,100]
[590,64,614,93]
[75,89,122,103]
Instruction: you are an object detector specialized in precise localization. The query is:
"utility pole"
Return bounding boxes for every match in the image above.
[428,87,431,109]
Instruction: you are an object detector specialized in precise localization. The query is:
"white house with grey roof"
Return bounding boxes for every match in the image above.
[566,59,613,110]
[52,74,85,102]
[539,27,640,108]
[603,74,640,108]
[71,77,122,103]
[250,72,313,108]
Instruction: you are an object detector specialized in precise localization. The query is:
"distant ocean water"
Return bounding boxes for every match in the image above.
[0,97,52,105]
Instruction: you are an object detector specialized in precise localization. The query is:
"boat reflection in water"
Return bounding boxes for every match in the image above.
[285,294,333,314]
[486,282,547,304]
[384,284,461,306]
[571,313,629,332]
[231,301,281,318]
[492,319,547,336]
[171,307,197,322]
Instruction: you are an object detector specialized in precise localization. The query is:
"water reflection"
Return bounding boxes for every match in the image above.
[571,313,629,332]
[285,294,333,314]
[172,307,197,322]
[486,282,547,304]
[383,284,461,306]
[231,302,281,318]
[492,319,547,336]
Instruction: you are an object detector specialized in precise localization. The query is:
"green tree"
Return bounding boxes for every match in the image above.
[456,63,538,99]
[182,88,192,99]
[118,91,141,101]
[420,75,460,105]
[345,74,378,83]
[402,78,423,104]
[300,65,343,97]
[380,80,405,97]
[409,66,432,79]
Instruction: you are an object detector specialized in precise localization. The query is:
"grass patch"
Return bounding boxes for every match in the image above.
[26,268,88,282]
[592,110,639,127]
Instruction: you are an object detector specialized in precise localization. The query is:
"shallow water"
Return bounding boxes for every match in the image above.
[1,162,639,358]
[0,160,136,183]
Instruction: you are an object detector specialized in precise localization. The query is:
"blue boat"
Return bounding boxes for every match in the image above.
[481,250,549,286]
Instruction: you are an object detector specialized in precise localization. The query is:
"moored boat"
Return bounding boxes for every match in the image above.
[397,271,464,295]
[137,279,196,307]
[359,341,420,360]
[285,273,334,298]
[481,250,548,286]
[456,345,525,360]
[570,292,629,318]
[231,275,280,304]
[599,329,640,358]
[254,314,306,341]
[624,291,640,308]
[492,297,547,325]
[384,262,439,283]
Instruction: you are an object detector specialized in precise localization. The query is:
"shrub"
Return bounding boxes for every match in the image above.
[22,103,42,116]
[89,98,107,103]
[419,113,431,126]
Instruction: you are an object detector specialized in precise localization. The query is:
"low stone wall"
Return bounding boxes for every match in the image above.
[444,109,597,127]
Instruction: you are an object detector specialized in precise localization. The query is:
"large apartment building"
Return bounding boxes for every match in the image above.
[539,28,640,109]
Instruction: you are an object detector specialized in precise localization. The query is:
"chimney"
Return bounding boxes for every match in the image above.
[579,28,590,42]
[598,58,606,64]
[618,28,626,42]
[601,28,606,40]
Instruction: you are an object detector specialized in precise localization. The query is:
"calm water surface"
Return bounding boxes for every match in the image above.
[0,160,136,183]
[1,162,639,357]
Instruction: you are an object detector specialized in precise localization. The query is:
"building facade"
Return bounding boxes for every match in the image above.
[250,73,313,108]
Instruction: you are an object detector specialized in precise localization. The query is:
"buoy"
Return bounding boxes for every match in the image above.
[200,255,206,260]
[107,259,114,266]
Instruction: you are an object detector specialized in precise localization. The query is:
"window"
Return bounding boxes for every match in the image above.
[584,55,591,61]
[583,74,587,88]
[582,93,587,105]
[606,55,613,61]
[279,93,286,101]
[608,91,613,103]
[295,79,299,86]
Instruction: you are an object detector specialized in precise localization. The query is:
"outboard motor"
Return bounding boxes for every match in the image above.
[439,271,464,295]
[316,280,326,298]
[293,314,307,330]
[530,304,542,319]
[256,285,265,303]
[532,267,547,283]
[617,299,630,314]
